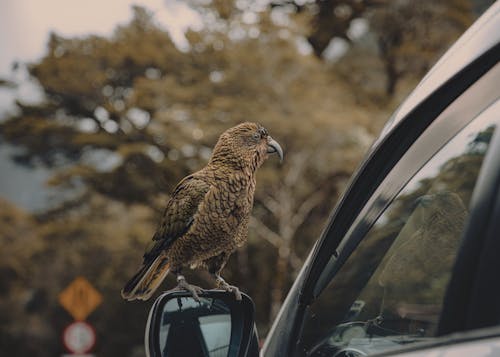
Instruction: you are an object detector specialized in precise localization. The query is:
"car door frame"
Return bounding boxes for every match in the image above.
[261,42,500,357]
[366,108,500,355]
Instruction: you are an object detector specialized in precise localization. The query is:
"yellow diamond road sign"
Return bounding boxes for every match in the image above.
[59,277,102,321]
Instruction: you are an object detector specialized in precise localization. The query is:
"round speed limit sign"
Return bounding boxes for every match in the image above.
[62,321,96,354]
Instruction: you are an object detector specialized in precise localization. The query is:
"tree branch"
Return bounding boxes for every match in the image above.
[290,190,324,233]
[259,195,282,217]
[250,216,284,249]
[289,251,303,274]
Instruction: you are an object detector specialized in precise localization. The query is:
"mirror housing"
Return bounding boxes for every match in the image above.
[145,290,256,357]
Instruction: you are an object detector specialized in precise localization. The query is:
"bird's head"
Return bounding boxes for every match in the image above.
[416,191,466,216]
[414,191,467,231]
[209,122,283,171]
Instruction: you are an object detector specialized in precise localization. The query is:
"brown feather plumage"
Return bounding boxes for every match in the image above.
[121,122,282,301]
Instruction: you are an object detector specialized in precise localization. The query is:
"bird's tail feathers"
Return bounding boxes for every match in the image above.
[121,253,170,301]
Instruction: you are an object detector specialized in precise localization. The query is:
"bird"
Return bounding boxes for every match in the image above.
[121,122,283,301]
[378,191,467,314]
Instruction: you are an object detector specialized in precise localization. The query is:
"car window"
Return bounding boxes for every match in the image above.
[299,102,499,357]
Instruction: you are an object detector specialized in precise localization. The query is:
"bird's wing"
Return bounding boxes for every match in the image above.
[144,174,210,259]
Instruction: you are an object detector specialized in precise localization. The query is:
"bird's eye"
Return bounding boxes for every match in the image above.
[252,132,261,140]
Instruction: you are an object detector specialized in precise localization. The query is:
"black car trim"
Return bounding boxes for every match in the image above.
[313,82,500,300]
[300,43,500,307]
[439,103,500,335]
[300,98,499,357]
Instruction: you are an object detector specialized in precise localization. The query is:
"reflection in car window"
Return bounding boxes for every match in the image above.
[198,315,231,356]
[159,297,232,356]
[301,104,499,357]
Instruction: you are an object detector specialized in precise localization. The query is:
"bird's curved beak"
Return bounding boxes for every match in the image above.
[267,137,283,163]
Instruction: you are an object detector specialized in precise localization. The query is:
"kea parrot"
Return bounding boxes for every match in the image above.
[378,191,467,289]
[377,191,467,319]
[121,122,283,301]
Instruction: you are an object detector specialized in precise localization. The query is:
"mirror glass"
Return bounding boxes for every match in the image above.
[157,296,232,357]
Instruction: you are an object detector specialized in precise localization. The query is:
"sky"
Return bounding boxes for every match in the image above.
[0,0,202,76]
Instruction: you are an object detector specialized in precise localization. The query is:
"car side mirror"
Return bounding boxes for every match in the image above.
[145,290,256,357]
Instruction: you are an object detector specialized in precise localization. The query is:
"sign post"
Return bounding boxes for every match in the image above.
[59,277,102,356]
[59,276,103,321]
[63,321,96,354]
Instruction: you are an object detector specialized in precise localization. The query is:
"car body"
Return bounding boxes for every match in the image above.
[145,3,500,357]
[262,2,500,356]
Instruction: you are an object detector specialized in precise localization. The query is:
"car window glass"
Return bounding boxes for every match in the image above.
[300,103,499,357]
[198,315,231,356]
[158,297,232,356]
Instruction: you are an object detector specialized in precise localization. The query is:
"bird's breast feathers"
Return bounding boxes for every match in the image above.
[183,172,254,241]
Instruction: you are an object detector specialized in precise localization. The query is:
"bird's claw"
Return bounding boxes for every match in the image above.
[171,276,204,302]
[216,278,242,301]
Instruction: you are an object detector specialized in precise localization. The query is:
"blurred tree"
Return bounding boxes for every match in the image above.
[0,199,47,356]
[0,0,487,355]
[370,0,473,95]
[0,195,161,356]
[1,4,370,353]
[271,0,477,95]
